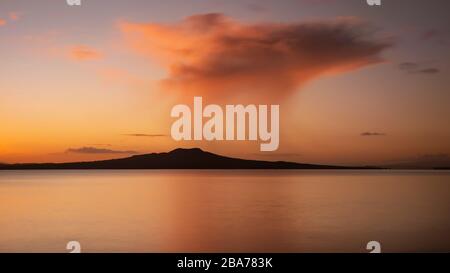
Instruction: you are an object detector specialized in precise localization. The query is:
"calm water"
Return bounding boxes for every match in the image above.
[0,170,449,253]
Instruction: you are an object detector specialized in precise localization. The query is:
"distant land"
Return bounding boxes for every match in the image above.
[383,154,450,170]
[0,148,377,170]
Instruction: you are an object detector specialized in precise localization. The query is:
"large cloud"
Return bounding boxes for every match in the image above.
[119,13,391,101]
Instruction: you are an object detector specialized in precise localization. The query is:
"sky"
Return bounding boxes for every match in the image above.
[0,0,449,166]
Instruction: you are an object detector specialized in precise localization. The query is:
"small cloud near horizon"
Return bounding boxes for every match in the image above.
[361,132,386,136]
[66,147,138,154]
[398,62,440,75]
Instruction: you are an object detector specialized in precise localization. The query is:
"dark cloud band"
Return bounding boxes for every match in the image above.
[66,147,138,154]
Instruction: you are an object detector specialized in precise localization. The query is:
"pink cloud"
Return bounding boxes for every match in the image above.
[119,13,392,101]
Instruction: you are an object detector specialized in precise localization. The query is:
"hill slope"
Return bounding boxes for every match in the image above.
[0,148,366,170]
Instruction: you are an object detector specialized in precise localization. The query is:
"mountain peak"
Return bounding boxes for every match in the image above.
[169,148,204,154]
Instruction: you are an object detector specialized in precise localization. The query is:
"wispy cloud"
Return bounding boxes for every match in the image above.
[398,62,440,75]
[361,132,386,137]
[68,45,103,61]
[66,147,138,154]
[120,13,391,101]
[0,18,6,26]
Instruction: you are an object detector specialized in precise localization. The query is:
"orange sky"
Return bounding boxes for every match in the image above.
[1,0,449,166]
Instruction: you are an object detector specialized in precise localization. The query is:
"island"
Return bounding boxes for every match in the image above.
[0,148,376,170]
